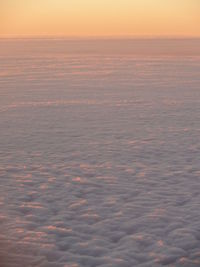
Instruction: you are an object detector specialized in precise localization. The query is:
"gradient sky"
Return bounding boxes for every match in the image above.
[0,0,200,37]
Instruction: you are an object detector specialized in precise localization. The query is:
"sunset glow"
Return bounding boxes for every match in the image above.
[1,1,200,266]
[1,0,200,37]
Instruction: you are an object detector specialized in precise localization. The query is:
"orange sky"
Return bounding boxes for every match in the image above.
[0,0,200,37]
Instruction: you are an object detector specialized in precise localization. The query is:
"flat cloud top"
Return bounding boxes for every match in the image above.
[0,42,200,266]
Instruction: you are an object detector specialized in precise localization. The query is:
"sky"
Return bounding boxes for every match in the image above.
[0,0,200,37]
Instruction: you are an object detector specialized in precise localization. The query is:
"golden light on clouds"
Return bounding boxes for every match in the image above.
[0,0,199,37]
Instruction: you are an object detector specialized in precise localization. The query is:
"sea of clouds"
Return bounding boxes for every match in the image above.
[0,39,200,266]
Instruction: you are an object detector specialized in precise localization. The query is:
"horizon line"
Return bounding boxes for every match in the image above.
[0,34,200,40]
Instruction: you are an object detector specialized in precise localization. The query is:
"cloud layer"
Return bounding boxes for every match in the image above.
[0,39,200,266]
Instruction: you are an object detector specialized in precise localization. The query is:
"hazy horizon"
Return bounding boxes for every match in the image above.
[1,35,200,39]
[1,38,200,57]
